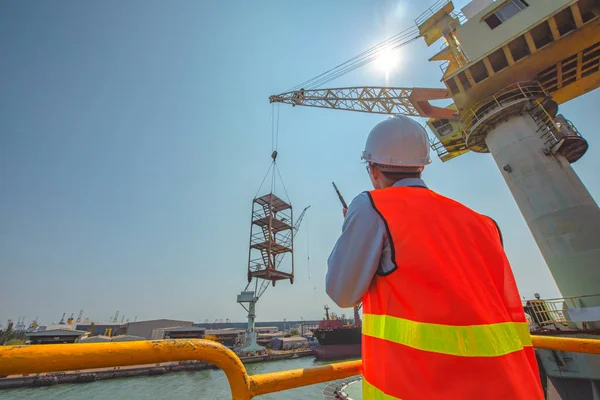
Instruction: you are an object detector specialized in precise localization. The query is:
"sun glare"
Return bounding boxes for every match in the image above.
[374,48,398,79]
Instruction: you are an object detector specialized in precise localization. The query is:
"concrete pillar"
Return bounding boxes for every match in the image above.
[484,112,600,304]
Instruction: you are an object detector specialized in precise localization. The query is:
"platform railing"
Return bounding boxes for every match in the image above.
[525,294,600,331]
[461,81,550,133]
[415,0,451,27]
[1,337,600,399]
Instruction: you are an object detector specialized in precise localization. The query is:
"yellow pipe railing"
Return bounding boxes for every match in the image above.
[0,339,361,399]
[531,335,600,355]
[0,335,599,399]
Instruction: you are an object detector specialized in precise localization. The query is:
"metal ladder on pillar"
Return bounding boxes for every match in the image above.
[527,102,561,151]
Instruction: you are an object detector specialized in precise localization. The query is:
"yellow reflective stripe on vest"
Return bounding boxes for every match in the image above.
[363,313,532,357]
[364,376,402,400]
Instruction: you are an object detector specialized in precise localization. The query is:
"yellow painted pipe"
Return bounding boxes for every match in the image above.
[1,335,599,399]
[248,360,361,397]
[0,339,362,398]
[0,340,253,400]
[531,335,600,354]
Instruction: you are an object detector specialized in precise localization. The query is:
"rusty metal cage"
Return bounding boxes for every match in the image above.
[247,193,294,286]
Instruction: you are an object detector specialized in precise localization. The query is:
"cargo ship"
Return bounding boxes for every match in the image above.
[311,305,361,361]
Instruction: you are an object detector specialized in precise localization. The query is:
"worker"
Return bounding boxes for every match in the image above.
[326,115,543,399]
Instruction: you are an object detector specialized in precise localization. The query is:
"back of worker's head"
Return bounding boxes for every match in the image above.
[361,115,432,189]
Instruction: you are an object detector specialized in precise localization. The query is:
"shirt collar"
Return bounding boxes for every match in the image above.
[392,177,427,188]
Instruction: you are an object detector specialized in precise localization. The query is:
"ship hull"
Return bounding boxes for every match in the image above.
[312,326,361,360]
[313,327,361,346]
[312,344,361,361]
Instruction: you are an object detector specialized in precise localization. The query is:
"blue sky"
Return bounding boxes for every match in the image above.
[1,0,598,326]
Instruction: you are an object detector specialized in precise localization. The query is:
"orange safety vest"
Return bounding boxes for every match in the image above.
[362,186,543,400]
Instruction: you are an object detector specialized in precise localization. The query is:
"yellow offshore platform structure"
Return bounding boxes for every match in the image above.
[421,0,600,278]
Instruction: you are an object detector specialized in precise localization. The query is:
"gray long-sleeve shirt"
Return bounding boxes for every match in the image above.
[325,178,427,308]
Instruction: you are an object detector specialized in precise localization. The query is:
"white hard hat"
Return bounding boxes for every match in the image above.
[361,115,432,169]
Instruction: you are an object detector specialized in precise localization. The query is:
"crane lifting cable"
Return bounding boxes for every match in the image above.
[286,25,420,92]
[306,212,311,281]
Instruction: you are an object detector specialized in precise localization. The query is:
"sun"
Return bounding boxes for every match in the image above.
[374,47,398,75]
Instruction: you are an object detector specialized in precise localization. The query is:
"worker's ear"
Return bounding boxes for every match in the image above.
[368,165,383,189]
[370,165,381,180]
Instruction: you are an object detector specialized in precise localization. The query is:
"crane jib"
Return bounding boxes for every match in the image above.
[269,87,459,120]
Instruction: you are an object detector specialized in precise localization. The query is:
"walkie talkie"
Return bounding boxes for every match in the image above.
[332,182,348,210]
